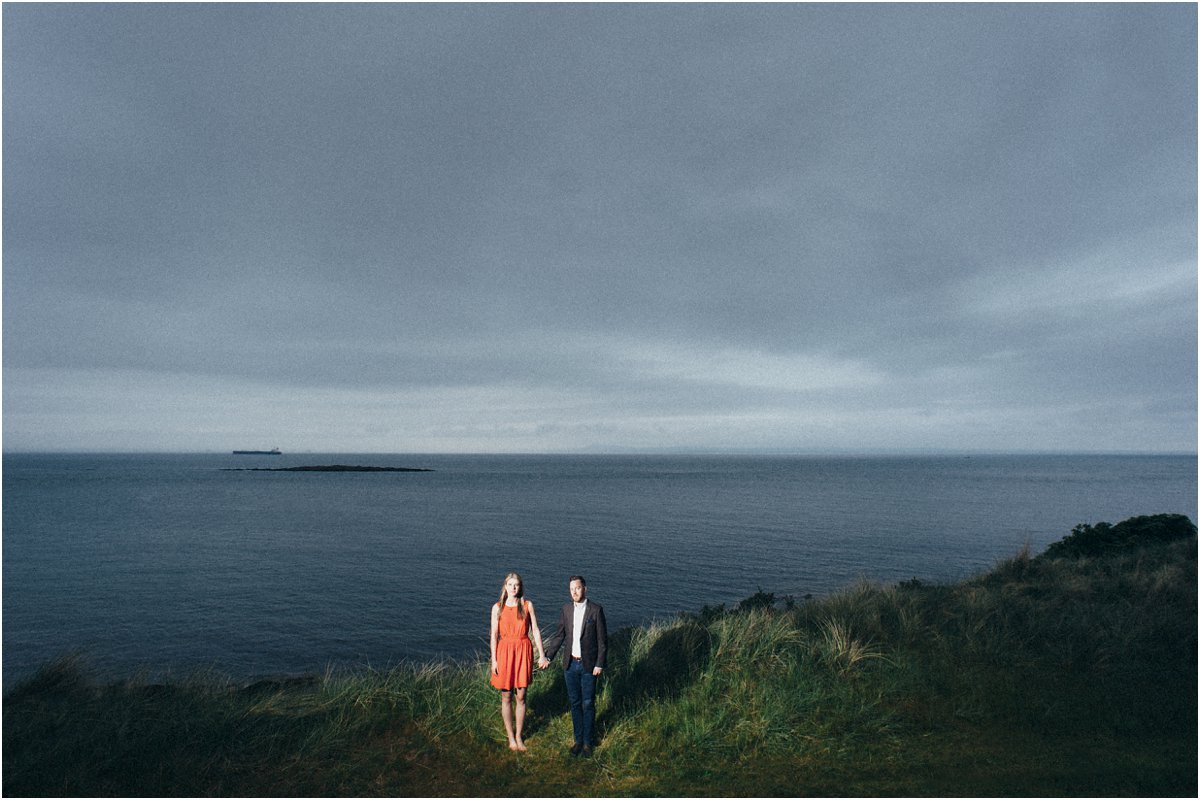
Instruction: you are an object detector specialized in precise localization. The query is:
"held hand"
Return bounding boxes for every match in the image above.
[592,667,602,677]
[537,657,550,670]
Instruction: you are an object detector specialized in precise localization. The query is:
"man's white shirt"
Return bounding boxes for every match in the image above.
[571,599,588,659]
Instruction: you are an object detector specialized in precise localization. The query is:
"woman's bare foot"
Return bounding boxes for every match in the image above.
[515,739,527,751]
[508,740,520,751]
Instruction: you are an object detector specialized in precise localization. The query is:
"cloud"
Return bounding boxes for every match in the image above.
[969,263,1195,326]
[611,342,884,393]
[3,4,1195,453]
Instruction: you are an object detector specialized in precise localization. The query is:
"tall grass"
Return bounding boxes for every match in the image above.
[5,530,1195,796]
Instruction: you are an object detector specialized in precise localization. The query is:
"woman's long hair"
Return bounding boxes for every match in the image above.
[498,572,526,620]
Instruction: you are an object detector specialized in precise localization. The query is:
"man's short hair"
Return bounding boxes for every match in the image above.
[569,575,586,586]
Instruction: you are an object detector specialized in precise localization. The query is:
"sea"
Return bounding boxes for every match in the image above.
[2,452,1195,687]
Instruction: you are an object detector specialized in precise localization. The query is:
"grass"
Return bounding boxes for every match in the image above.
[4,522,1196,796]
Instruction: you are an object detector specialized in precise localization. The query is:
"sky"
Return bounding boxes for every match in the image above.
[3,3,1196,454]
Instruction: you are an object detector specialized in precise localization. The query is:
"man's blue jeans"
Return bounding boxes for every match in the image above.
[563,659,596,746]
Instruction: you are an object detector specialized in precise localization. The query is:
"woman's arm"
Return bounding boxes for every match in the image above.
[526,601,546,661]
[489,603,500,674]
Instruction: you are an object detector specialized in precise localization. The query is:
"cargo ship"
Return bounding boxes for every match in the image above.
[232,448,282,455]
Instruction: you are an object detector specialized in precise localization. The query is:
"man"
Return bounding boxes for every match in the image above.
[540,575,607,756]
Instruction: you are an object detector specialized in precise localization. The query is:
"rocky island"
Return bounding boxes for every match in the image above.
[222,465,434,472]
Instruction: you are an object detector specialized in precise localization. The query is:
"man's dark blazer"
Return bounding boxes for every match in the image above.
[545,600,607,673]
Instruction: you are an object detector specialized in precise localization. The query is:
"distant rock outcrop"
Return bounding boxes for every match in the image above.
[222,465,434,473]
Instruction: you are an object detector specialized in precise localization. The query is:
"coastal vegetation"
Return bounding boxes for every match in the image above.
[4,514,1195,796]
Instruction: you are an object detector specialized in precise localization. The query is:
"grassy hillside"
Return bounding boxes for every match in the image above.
[5,515,1196,796]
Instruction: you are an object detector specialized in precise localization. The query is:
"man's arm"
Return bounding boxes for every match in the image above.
[542,605,568,664]
[593,604,607,675]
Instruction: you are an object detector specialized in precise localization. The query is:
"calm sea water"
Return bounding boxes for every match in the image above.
[3,453,1195,686]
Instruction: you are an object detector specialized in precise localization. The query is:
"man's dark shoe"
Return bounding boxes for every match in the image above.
[581,745,593,757]
[569,743,582,756]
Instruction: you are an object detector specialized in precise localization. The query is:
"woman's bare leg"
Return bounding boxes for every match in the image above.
[500,690,518,749]
[514,687,527,750]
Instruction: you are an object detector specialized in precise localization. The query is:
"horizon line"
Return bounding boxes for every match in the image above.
[3,448,1196,458]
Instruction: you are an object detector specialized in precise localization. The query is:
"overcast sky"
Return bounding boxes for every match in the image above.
[3,4,1196,453]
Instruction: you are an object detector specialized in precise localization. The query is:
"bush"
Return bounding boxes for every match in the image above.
[1041,514,1195,559]
[736,588,777,612]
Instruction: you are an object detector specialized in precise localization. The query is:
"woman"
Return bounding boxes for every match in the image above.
[490,572,546,751]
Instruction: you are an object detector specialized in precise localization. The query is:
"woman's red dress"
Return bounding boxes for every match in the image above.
[490,601,533,690]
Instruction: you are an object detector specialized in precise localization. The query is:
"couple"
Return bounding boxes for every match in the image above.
[489,573,607,755]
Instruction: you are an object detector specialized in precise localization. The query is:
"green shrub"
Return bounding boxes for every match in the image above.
[1042,514,1196,559]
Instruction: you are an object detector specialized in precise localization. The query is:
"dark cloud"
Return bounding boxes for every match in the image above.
[3,4,1195,452]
